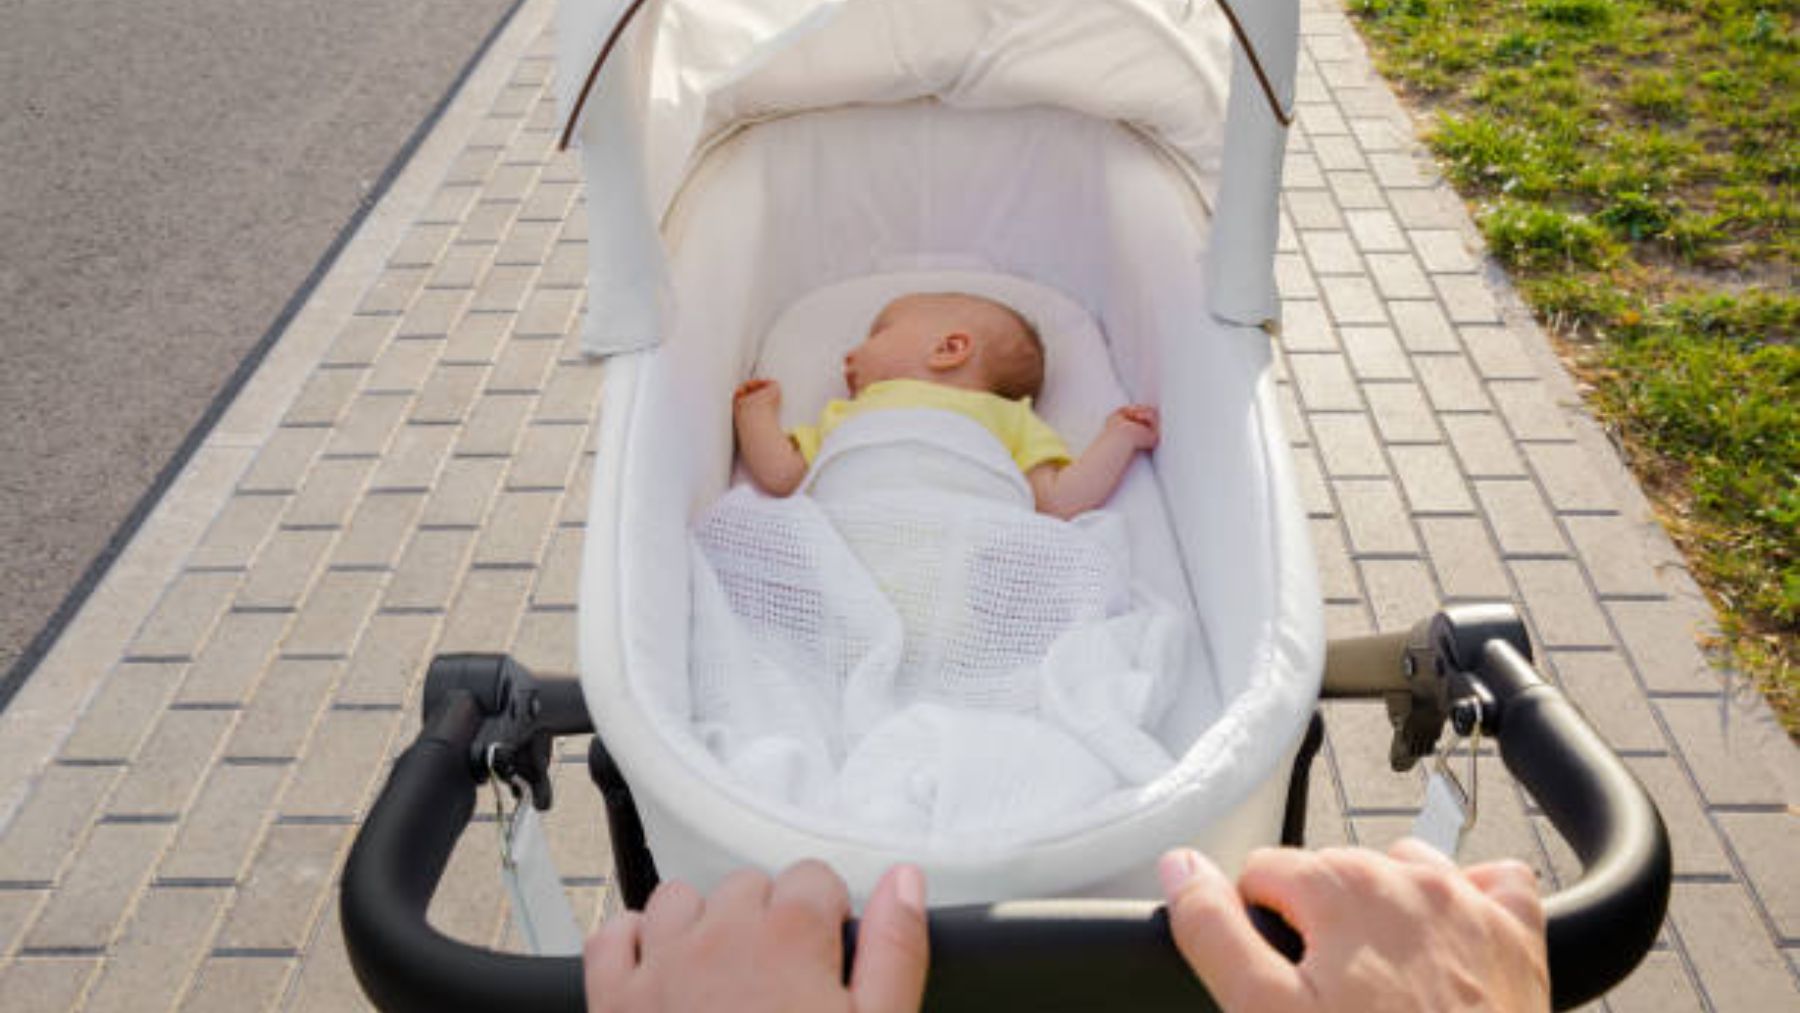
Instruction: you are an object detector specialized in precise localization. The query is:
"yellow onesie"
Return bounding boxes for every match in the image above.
[788,379,1071,474]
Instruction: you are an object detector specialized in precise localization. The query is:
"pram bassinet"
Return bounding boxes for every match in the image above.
[340,0,1673,1008]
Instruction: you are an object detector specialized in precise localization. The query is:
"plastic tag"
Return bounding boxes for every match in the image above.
[502,805,585,955]
[1412,766,1471,858]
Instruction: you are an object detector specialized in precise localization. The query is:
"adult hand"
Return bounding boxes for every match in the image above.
[1160,840,1548,1013]
[585,861,929,1013]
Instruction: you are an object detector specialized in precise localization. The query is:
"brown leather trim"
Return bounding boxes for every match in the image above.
[558,0,654,151]
[1213,0,1294,127]
[556,0,1294,151]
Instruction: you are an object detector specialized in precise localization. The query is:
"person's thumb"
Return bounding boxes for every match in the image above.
[851,864,930,1013]
[1159,849,1306,1012]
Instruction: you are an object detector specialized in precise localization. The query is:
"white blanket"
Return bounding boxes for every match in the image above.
[689,409,1199,848]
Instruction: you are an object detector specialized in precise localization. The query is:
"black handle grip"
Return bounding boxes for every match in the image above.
[342,643,1669,1012]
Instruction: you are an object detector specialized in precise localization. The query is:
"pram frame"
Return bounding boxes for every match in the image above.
[340,604,1672,1011]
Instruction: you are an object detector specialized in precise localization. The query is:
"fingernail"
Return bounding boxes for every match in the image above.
[893,864,926,913]
[1158,849,1203,895]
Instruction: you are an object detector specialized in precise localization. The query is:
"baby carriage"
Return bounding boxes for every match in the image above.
[339,0,1672,1008]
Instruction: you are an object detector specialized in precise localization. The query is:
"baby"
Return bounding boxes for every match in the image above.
[732,292,1159,519]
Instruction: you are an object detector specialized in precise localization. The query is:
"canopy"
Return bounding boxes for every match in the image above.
[554,0,1299,354]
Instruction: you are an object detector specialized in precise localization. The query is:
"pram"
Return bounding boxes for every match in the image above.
[340,0,1673,1008]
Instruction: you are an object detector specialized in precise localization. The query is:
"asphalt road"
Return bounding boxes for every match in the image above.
[0,0,522,702]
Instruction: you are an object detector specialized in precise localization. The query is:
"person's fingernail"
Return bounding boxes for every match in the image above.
[1158,849,1203,895]
[894,864,925,913]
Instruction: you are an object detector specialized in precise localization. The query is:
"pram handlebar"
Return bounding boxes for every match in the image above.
[342,626,1671,1012]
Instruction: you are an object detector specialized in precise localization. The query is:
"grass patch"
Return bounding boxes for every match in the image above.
[1351,0,1799,733]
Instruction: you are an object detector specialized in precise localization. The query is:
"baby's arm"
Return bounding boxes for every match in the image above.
[733,379,808,496]
[1029,405,1159,520]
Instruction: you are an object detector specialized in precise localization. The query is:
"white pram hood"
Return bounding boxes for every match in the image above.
[555,0,1298,353]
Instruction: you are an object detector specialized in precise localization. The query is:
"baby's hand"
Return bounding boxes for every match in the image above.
[734,378,782,419]
[1108,404,1160,451]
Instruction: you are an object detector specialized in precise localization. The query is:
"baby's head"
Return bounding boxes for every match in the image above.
[845,292,1044,400]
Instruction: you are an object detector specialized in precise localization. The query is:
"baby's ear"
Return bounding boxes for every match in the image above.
[928,332,974,371]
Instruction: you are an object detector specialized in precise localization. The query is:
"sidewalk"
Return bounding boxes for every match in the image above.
[0,0,1794,1008]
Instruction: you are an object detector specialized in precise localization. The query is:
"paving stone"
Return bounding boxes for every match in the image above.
[426,809,507,948]
[1300,230,1361,275]
[1563,515,1670,598]
[1366,150,1433,188]
[1388,298,1460,352]
[1344,208,1406,252]
[282,570,385,658]
[508,423,587,490]
[532,528,585,610]
[1389,444,1474,514]
[1288,354,1361,410]
[82,886,229,1013]
[285,896,373,1013]
[1388,187,1468,230]
[1358,558,1439,632]
[1310,518,1361,601]
[1432,273,1503,324]
[388,223,458,268]
[495,220,561,266]
[412,362,487,424]
[283,456,376,529]
[540,242,588,288]
[1715,811,1800,939]
[1296,101,1348,136]
[0,891,43,955]
[1322,701,1423,811]
[1318,274,1387,325]
[488,337,559,392]
[1285,190,1344,231]
[1413,354,1489,412]
[236,528,333,611]
[1608,600,1723,695]
[419,183,480,225]
[1548,651,1668,754]
[517,287,582,338]
[1278,212,1299,253]
[1419,516,1511,601]
[520,181,579,222]
[1311,134,1366,171]
[23,821,172,949]
[1411,229,1480,274]
[1460,324,1537,380]
[384,528,476,612]
[215,823,350,952]
[324,391,412,457]
[279,709,401,818]
[1365,251,1433,298]
[1523,443,1619,513]
[472,490,560,567]
[457,393,536,458]
[1300,744,1352,847]
[158,762,286,883]
[1338,325,1410,380]
[130,571,240,660]
[282,368,364,427]
[1616,754,1734,876]
[1277,381,1305,439]
[421,456,509,528]
[223,658,339,760]
[1279,299,1339,352]
[366,339,441,394]
[1334,480,1419,556]
[1475,479,1567,557]
[443,308,513,364]
[177,609,289,705]
[1290,448,1333,517]
[397,287,474,339]
[337,612,440,707]
[1490,380,1575,442]
[509,608,580,680]
[1510,559,1612,648]
[332,491,427,569]
[484,162,542,202]
[59,661,184,762]
[1597,949,1704,1012]
[1363,382,1441,444]
[1668,882,1799,1011]
[461,200,523,244]
[1654,697,1790,807]
[1282,152,1326,191]
[182,956,294,1013]
[0,765,119,883]
[472,265,538,314]
[1349,117,1408,153]
[187,495,287,570]
[369,423,458,492]
[1311,414,1388,477]
[535,363,606,423]
[0,958,97,1013]
[1324,600,1374,640]
[1443,414,1527,477]
[238,426,329,493]
[439,569,534,654]
[108,709,234,815]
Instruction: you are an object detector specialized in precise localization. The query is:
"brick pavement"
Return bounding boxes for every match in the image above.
[0,0,1793,1008]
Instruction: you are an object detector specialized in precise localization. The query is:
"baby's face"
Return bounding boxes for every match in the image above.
[843,296,976,396]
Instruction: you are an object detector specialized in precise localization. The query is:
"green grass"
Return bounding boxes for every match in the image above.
[1349,0,1798,732]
